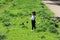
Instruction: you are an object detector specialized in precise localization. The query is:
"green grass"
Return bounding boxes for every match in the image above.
[0,0,60,40]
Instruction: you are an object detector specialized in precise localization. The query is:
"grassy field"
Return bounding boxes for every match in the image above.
[0,0,60,40]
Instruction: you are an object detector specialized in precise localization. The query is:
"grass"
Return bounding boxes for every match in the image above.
[0,0,60,40]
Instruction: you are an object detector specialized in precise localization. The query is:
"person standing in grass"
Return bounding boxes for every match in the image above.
[31,11,36,31]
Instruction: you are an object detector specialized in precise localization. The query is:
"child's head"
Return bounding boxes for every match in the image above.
[32,11,36,16]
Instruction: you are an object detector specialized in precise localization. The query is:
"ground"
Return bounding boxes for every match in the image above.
[0,0,60,40]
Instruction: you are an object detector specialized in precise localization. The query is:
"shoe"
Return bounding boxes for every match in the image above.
[31,30,34,31]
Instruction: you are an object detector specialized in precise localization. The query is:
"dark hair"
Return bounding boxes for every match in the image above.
[32,11,36,15]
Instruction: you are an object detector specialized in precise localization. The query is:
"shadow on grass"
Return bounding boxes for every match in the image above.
[51,17,60,22]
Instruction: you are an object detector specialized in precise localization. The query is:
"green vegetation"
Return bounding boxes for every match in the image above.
[0,0,60,40]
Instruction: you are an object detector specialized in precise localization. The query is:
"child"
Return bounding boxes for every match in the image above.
[31,11,36,31]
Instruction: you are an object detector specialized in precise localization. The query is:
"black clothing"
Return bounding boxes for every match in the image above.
[31,20,36,30]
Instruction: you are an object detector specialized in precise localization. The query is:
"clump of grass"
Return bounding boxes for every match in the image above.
[13,3,16,6]
[5,0,13,2]
[48,26,59,34]
[20,23,28,29]
[17,13,25,18]
[26,21,28,23]
[41,36,45,39]
[0,17,3,21]
[54,23,59,28]
[36,26,47,32]
[9,13,17,17]
[2,18,10,23]
[3,22,11,27]
[0,35,6,40]
[22,25,28,29]
[2,2,6,4]
[20,23,24,26]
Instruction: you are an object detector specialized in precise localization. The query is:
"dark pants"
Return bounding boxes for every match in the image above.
[31,20,36,30]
